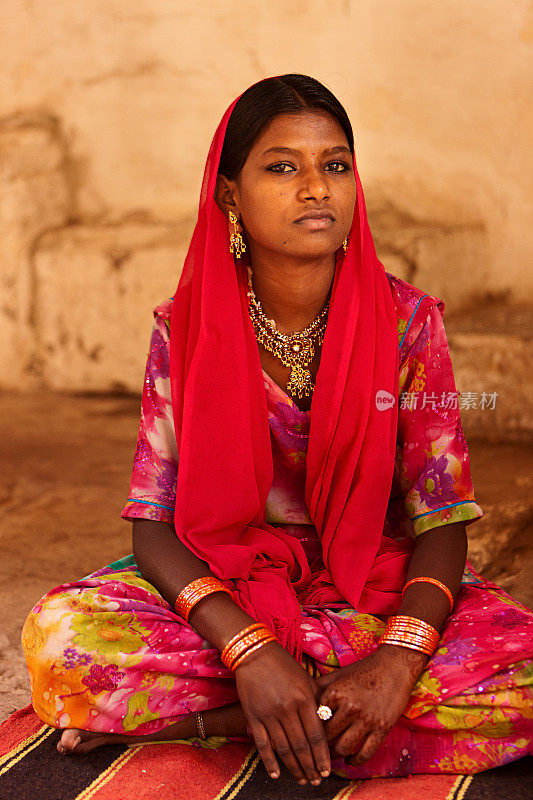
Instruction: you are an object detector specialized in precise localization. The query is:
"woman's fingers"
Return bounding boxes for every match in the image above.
[280,711,327,786]
[249,720,281,780]
[314,669,338,690]
[332,719,368,758]
[349,729,388,765]
[282,716,321,784]
[267,719,309,784]
[307,675,321,703]
[319,689,349,741]
[298,699,331,777]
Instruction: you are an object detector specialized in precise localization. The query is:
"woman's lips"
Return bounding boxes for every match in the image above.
[295,217,334,231]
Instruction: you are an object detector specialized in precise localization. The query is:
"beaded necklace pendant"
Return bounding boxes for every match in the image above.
[246,265,328,401]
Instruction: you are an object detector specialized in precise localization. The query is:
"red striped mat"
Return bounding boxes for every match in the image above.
[1,706,530,800]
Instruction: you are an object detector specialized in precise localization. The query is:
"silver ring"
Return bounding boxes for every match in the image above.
[316,705,332,721]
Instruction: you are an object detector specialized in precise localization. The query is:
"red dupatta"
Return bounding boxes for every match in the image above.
[169,82,413,660]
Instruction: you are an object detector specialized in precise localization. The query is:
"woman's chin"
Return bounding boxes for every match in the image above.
[271,241,342,262]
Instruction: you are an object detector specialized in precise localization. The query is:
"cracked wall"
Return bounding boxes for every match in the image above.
[1,1,532,395]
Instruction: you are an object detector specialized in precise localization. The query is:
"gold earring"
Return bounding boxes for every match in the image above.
[342,235,349,252]
[229,210,246,259]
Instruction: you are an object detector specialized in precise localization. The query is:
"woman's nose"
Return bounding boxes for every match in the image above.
[298,165,329,201]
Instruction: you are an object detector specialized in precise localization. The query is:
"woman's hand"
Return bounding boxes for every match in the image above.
[234,641,331,786]
[315,645,427,766]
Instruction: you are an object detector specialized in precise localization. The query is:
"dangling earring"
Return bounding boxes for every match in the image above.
[342,235,349,252]
[229,210,246,259]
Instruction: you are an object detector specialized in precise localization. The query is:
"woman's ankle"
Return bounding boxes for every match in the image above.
[58,702,249,752]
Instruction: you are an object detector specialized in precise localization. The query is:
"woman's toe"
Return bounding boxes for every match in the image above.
[58,729,94,754]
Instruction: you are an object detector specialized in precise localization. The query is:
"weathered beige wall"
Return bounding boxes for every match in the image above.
[1,0,532,395]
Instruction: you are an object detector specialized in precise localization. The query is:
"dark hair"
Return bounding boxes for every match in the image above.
[218,74,354,181]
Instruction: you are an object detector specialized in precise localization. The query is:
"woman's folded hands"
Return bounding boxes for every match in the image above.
[234,640,426,785]
[315,644,428,766]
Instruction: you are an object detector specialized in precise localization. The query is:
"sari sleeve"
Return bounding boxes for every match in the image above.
[120,311,177,523]
[397,302,484,537]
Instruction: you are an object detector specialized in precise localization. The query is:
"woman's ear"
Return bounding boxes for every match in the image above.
[214,173,239,216]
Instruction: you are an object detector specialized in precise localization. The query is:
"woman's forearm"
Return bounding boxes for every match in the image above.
[132,518,258,651]
[399,520,467,630]
[376,521,468,681]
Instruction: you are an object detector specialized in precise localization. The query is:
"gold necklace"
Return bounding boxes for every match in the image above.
[246,265,329,400]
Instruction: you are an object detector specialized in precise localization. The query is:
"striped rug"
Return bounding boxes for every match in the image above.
[1,706,531,800]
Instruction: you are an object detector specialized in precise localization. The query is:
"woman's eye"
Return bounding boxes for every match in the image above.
[325,161,350,172]
[267,163,295,173]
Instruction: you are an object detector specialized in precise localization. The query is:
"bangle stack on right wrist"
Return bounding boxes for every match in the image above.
[175,576,233,622]
[221,622,277,670]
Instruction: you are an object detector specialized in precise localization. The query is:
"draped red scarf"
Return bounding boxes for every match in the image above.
[169,83,413,660]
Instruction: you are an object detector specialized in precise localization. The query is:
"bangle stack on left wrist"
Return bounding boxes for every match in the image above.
[379,614,439,656]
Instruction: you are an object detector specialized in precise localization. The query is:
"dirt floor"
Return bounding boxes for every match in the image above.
[1,390,532,722]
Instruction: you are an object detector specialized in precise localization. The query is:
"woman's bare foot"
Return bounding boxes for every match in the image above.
[58,729,123,755]
[57,702,249,755]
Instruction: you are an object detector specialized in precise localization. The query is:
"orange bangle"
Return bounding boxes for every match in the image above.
[223,626,275,669]
[383,629,437,644]
[390,615,439,634]
[176,578,231,620]
[228,632,275,670]
[379,636,435,656]
[382,629,437,644]
[221,625,270,669]
[385,622,437,636]
[402,577,454,614]
[175,577,232,622]
[231,636,277,670]
[220,623,265,665]
[379,614,439,656]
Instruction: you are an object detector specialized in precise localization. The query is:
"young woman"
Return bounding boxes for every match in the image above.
[22,74,533,785]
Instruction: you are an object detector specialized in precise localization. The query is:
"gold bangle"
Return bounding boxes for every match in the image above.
[195,711,206,740]
[384,624,436,636]
[381,633,436,649]
[391,615,439,633]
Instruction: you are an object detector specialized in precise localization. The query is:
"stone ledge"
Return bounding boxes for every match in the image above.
[31,220,192,392]
[446,304,533,442]
[0,110,72,388]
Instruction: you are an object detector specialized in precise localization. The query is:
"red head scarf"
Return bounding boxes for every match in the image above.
[169,80,412,660]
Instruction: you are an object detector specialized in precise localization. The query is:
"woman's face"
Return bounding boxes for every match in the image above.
[217,110,357,261]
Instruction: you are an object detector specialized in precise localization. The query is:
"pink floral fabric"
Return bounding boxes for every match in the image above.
[22,556,533,776]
